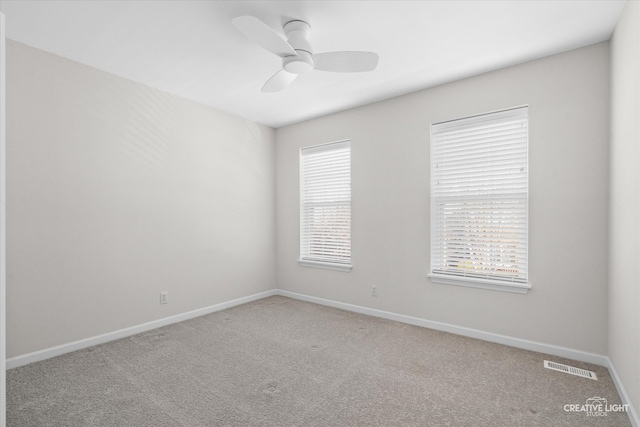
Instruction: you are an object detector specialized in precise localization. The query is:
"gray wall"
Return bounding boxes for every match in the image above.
[6,40,276,358]
[609,0,640,414]
[276,42,610,355]
[1,12,6,427]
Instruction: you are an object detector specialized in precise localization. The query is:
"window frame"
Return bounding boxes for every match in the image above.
[299,140,352,272]
[428,107,530,294]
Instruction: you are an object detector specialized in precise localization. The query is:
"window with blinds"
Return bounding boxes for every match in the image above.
[430,107,529,293]
[299,140,352,271]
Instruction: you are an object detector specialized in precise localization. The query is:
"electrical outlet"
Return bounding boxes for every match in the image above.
[160,292,168,304]
[371,285,378,297]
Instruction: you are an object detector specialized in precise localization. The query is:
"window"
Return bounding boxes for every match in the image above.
[299,140,351,271]
[429,107,529,293]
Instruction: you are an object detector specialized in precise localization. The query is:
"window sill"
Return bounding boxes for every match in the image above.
[298,259,352,272]
[428,274,531,294]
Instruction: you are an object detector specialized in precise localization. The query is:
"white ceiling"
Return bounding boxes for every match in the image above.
[0,0,625,128]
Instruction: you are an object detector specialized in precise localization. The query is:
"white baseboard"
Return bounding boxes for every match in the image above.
[276,289,609,366]
[607,357,639,427]
[6,289,277,370]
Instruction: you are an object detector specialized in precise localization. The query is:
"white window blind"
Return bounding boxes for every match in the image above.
[299,140,351,271]
[430,107,529,291]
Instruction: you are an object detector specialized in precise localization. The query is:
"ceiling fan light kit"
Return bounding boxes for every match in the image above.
[232,15,379,92]
[283,51,313,75]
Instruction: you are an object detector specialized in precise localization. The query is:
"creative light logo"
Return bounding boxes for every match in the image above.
[564,397,629,417]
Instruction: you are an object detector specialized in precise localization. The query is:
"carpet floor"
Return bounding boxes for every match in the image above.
[7,295,631,426]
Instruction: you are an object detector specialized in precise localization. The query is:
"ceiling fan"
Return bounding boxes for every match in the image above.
[232,16,379,92]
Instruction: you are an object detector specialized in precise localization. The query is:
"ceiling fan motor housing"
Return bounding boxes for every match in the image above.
[283,20,313,74]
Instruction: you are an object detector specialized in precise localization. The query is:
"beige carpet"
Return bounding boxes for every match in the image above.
[7,296,631,426]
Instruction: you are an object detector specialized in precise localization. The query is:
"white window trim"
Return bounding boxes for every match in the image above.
[429,106,529,294]
[299,139,352,272]
[428,273,531,294]
[298,259,352,272]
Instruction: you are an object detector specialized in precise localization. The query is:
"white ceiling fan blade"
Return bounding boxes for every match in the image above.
[232,16,296,58]
[262,69,298,92]
[313,51,379,73]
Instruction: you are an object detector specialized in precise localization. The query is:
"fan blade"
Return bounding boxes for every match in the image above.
[313,51,379,73]
[262,69,298,92]
[232,16,296,58]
